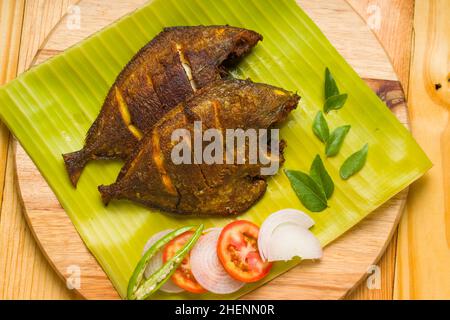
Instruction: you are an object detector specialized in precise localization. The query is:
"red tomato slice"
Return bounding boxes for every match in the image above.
[217,220,272,283]
[162,231,206,294]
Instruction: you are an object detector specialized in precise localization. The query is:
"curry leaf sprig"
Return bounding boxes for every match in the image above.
[324,67,348,113]
[320,68,369,171]
[287,68,369,213]
[285,155,334,212]
[313,112,350,157]
[323,68,369,178]
[313,68,351,157]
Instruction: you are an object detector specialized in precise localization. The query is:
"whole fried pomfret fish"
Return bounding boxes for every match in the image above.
[98,79,299,216]
[63,26,262,186]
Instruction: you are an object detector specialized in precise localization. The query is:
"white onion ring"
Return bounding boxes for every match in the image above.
[203,227,223,234]
[258,209,315,261]
[142,229,184,293]
[190,228,245,294]
[267,223,323,261]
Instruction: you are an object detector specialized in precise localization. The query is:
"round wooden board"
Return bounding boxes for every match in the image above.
[15,0,408,300]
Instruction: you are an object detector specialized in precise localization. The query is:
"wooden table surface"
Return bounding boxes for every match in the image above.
[0,0,448,300]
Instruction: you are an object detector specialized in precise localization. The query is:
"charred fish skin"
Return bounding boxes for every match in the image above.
[98,79,300,216]
[63,26,262,186]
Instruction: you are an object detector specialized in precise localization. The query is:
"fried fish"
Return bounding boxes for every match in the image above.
[98,79,299,216]
[63,26,262,186]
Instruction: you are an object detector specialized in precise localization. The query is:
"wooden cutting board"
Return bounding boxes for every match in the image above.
[14,0,408,300]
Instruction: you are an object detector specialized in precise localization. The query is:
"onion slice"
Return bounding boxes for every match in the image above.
[142,229,184,293]
[258,209,315,260]
[190,228,245,294]
[203,227,223,234]
[267,223,323,262]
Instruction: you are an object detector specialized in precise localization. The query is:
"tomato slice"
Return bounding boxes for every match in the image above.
[162,231,206,294]
[217,220,272,283]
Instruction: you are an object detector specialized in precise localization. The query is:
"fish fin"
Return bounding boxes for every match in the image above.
[62,150,89,187]
[98,185,113,205]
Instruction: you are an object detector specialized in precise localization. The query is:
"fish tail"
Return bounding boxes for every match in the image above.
[62,150,90,187]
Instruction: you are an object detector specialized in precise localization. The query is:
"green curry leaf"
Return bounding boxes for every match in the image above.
[285,169,328,212]
[324,93,348,113]
[325,67,340,99]
[313,111,330,143]
[325,125,351,157]
[340,144,369,180]
[310,155,334,199]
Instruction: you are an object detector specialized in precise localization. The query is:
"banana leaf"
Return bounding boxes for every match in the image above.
[0,0,431,299]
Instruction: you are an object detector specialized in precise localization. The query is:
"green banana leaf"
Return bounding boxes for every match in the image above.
[0,0,431,299]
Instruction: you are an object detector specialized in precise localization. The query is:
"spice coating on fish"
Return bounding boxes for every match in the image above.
[63,26,262,186]
[98,79,300,216]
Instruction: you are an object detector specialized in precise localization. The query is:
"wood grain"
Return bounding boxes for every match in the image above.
[345,0,414,300]
[14,0,408,300]
[17,0,78,71]
[0,0,425,300]
[347,0,414,89]
[0,0,79,300]
[394,0,450,299]
[0,0,24,84]
[0,0,23,223]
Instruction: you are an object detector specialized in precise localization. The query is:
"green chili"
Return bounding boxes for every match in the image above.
[127,224,204,300]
